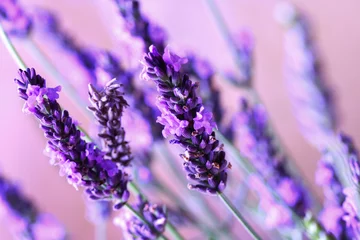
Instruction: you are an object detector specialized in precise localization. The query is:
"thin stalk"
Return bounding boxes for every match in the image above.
[205,0,242,71]
[95,221,107,240]
[0,22,26,69]
[151,177,218,239]
[0,24,183,240]
[155,142,233,239]
[205,0,321,209]
[218,192,261,240]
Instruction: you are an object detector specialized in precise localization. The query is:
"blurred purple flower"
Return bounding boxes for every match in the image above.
[0,173,66,239]
[342,188,360,236]
[282,10,336,147]
[233,99,307,223]
[0,0,32,37]
[14,68,130,209]
[140,45,230,194]
[112,0,167,52]
[115,197,167,240]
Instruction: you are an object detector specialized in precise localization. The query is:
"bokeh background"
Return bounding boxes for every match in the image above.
[1,0,360,239]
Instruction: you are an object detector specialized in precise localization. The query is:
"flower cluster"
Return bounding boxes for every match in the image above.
[113,0,225,129]
[140,45,230,194]
[0,173,66,240]
[34,9,96,81]
[88,79,133,167]
[277,3,336,147]
[315,154,348,238]
[15,68,130,209]
[115,197,167,240]
[112,0,167,52]
[0,0,32,36]
[233,99,307,226]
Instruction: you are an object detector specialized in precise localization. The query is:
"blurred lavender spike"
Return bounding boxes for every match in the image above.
[114,196,167,240]
[14,68,130,209]
[224,30,254,87]
[0,0,32,37]
[234,99,308,228]
[0,173,67,240]
[315,153,349,238]
[33,9,97,82]
[88,80,133,167]
[183,55,223,126]
[339,134,360,188]
[275,2,336,147]
[322,133,360,238]
[141,45,230,194]
[112,0,167,52]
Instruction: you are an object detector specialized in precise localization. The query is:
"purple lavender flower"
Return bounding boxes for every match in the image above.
[184,54,223,125]
[233,99,307,222]
[140,45,230,194]
[88,79,133,167]
[342,188,360,237]
[0,173,66,239]
[33,9,96,80]
[0,0,32,37]
[15,68,130,209]
[112,0,167,52]
[225,30,254,87]
[336,134,360,188]
[315,155,348,238]
[113,0,226,132]
[278,5,336,147]
[115,197,167,240]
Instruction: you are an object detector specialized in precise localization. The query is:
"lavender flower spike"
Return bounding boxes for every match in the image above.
[88,79,133,167]
[234,99,308,224]
[276,3,336,147]
[140,45,230,194]
[0,0,32,37]
[0,173,66,240]
[315,154,348,238]
[114,196,167,240]
[15,68,129,209]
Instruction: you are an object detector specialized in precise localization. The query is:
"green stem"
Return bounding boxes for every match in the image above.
[218,192,261,240]
[95,221,107,240]
[205,0,242,71]
[0,22,183,240]
[0,22,26,69]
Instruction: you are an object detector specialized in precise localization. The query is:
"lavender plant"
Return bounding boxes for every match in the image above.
[1,0,359,239]
[0,173,66,240]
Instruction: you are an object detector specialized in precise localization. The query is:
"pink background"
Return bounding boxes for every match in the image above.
[1,0,360,239]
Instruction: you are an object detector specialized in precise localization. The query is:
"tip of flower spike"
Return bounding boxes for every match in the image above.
[163,46,188,72]
[274,1,297,27]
